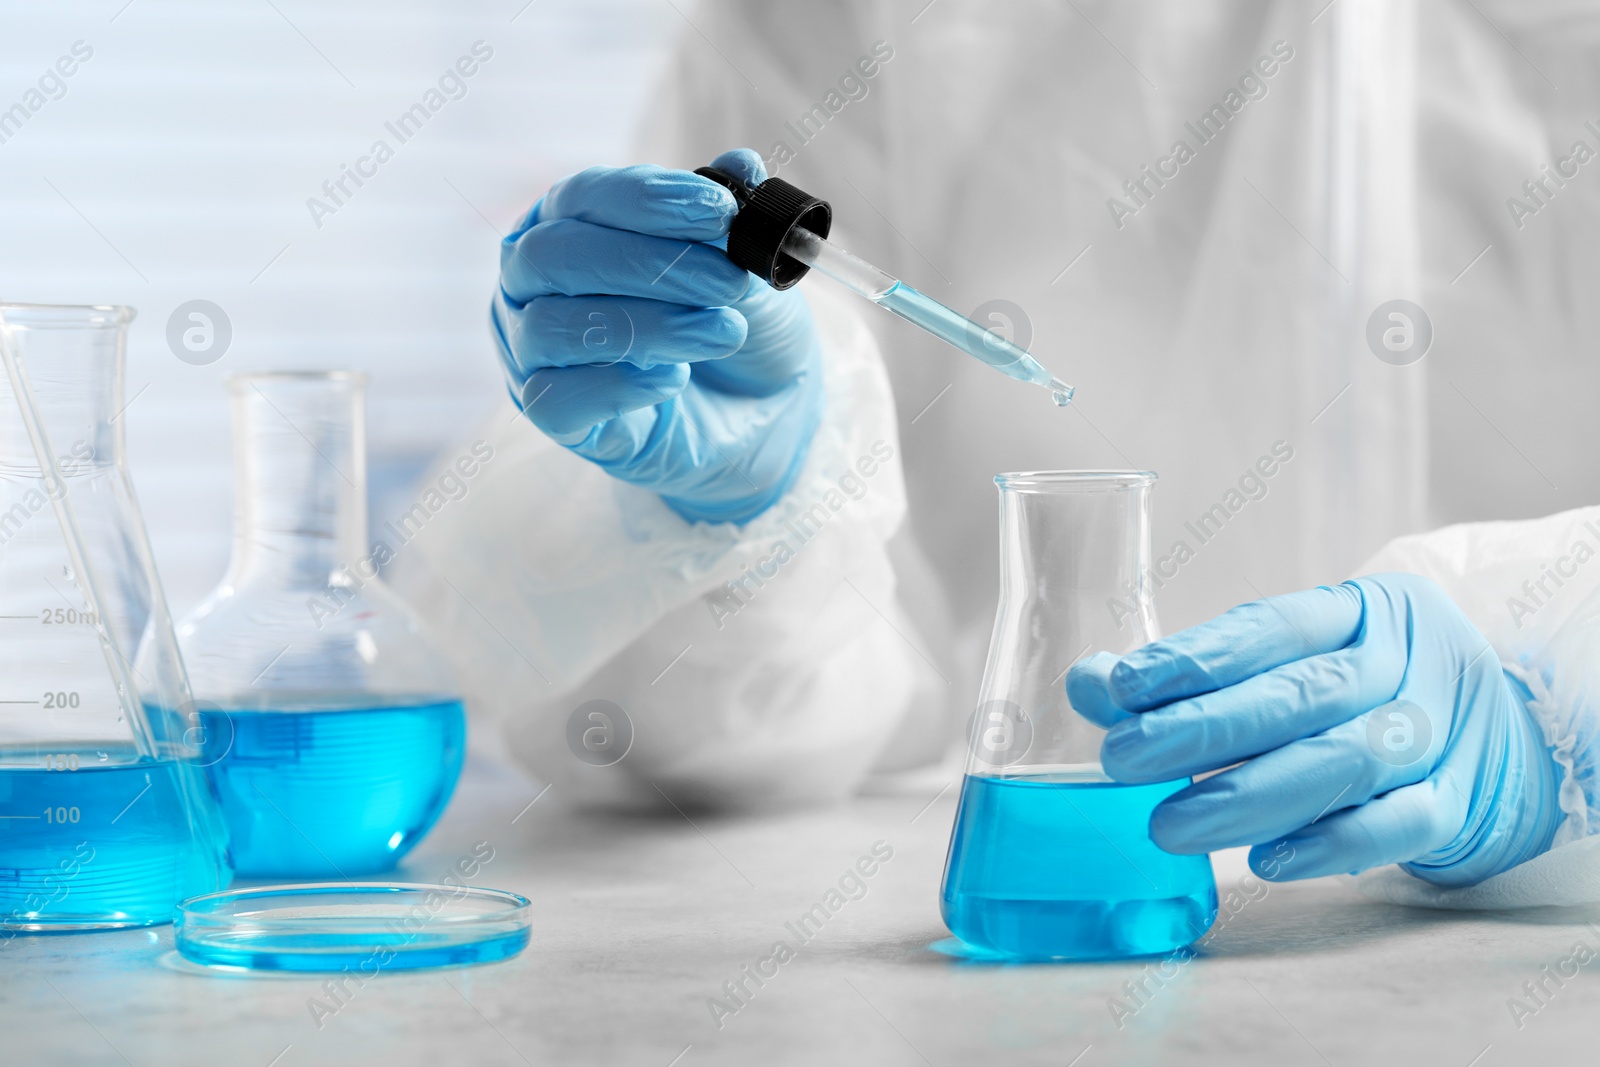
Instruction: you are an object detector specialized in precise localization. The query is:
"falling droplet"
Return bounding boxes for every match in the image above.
[1046,377,1075,408]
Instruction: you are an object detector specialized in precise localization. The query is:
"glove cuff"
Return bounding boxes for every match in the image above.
[1402,678,1563,885]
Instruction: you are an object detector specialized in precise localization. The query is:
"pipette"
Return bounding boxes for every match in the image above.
[696,168,1074,407]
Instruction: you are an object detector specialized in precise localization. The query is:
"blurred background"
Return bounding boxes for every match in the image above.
[4,0,1598,639]
[0,0,675,611]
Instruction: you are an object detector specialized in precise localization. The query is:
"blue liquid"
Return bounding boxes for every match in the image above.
[872,282,1074,405]
[0,756,228,930]
[199,701,466,878]
[941,772,1217,960]
[178,925,531,972]
[176,884,531,972]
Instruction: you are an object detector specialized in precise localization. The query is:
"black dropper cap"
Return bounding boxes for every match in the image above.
[695,167,832,290]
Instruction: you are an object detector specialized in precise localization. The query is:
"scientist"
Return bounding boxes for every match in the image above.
[401,1,1600,909]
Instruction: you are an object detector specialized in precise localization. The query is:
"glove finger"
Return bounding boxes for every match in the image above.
[501,219,751,306]
[1143,715,1420,854]
[690,282,817,397]
[1110,583,1366,711]
[504,296,747,374]
[517,363,689,439]
[1100,643,1403,782]
[537,163,738,241]
[1247,776,1465,881]
[707,147,768,187]
[1067,652,1134,729]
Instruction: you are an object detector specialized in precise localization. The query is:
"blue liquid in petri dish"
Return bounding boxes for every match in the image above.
[941,772,1217,960]
[198,700,466,878]
[0,755,225,930]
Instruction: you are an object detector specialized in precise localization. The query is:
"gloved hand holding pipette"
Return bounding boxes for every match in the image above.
[495,146,1073,525]
[1067,573,1566,886]
[492,148,824,524]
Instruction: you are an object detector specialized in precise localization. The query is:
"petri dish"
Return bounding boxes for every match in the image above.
[175,882,531,972]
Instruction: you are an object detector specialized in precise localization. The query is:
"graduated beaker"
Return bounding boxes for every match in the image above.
[940,471,1217,960]
[0,303,232,931]
[171,371,466,877]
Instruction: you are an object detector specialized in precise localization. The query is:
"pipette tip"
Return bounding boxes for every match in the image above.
[1047,378,1075,407]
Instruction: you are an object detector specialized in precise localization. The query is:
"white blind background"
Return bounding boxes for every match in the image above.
[0,0,677,610]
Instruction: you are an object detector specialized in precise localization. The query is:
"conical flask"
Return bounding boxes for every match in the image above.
[170,371,466,877]
[940,471,1217,960]
[0,303,232,931]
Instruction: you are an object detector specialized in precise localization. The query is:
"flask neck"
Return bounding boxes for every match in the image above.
[997,485,1155,631]
[228,373,368,587]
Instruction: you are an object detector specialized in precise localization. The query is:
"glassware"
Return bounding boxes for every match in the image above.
[695,166,1074,406]
[0,302,232,931]
[176,882,532,972]
[169,371,466,878]
[940,471,1218,960]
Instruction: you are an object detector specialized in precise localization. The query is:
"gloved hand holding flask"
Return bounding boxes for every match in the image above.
[1068,573,1564,886]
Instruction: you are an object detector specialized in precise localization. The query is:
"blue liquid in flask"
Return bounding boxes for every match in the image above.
[0,754,224,930]
[198,700,466,877]
[941,772,1217,960]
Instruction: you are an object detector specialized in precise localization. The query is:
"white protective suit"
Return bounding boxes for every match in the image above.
[396,0,1600,905]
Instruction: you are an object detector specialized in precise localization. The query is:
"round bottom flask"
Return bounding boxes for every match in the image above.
[176,372,465,878]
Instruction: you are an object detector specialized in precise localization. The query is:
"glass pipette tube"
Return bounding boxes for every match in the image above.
[782,227,1074,406]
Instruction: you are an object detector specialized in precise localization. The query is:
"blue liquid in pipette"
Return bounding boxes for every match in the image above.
[872,282,1075,406]
[941,772,1217,960]
[198,700,465,877]
[0,756,224,929]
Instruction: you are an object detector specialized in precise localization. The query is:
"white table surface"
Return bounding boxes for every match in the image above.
[5,756,1598,1067]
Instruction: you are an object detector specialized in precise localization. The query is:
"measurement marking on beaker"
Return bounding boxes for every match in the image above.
[509,783,552,824]
[0,814,42,819]
[109,781,152,824]
[0,700,41,704]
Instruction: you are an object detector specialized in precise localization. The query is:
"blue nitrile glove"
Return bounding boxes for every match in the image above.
[1066,573,1564,887]
[491,148,824,525]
